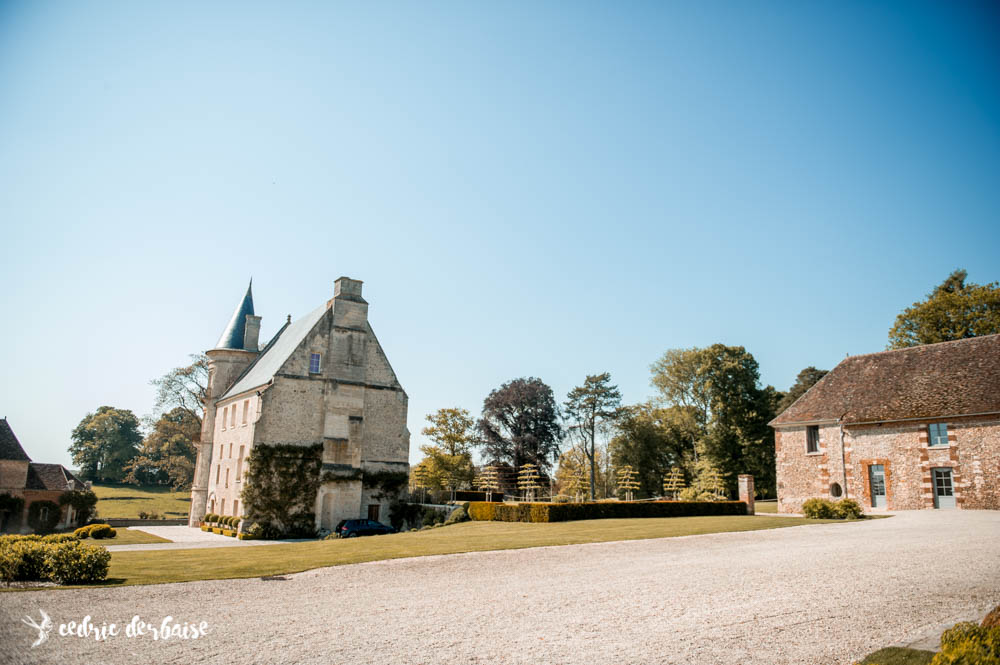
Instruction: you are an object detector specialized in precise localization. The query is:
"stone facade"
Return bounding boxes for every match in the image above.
[772,336,1000,513]
[189,278,410,532]
[776,416,1000,512]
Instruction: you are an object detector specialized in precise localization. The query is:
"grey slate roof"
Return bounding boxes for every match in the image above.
[220,303,328,400]
[0,418,31,461]
[215,280,255,350]
[771,334,1000,426]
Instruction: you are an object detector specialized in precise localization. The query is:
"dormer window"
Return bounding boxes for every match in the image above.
[309,353,322,374]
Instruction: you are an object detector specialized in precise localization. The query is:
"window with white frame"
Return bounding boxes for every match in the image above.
[806,426,820,453]
[928,423,949,447]
[309,353,322,373]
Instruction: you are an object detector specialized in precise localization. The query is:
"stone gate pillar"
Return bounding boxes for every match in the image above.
[738,474,755,515]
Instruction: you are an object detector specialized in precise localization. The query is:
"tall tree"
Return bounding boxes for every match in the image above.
[477,377,562,474]
[776,366,828,414]
[124,407,201,488]
[150,354,209,421]
[419,407,477,499]
[609,403,697,499]
[69,406,143,482]
[888,269,1000,349]
[563,373,622,500]
[649,344,778,497]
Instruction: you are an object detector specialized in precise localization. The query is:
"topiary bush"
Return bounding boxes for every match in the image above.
[44,541,111,585]
[443,504,470,525]
[803,498,864,520]
[74,525,91,539]
[833,498,864,520]
[88,524,114,539]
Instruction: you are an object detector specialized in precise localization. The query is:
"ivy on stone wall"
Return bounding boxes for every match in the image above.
[242,444,322,538]
[59,489,98,526]
[362,470,409,499]
[0,493,25,532]
[27,500,61,534]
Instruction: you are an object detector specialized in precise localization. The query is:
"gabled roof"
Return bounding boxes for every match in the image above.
[771,334,1000,427]
[215,280,255,350]
[220,303,328,400]
[26,463,78,491]
[0,418,31,461]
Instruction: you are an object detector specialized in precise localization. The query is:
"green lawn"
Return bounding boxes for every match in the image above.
[91,483,190,519]
[755,500,778,514]
[96,528,173,546]
[857,647,936,665]
[100,514,842,588]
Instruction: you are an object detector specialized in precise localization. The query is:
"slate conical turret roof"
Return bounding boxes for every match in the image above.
[215,280,255,350]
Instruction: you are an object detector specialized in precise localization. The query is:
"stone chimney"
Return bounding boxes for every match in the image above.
[334,276,364,301]
[332,276,368,330]
[244,315,262,352]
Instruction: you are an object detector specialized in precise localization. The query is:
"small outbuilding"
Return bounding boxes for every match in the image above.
[770,334,1000,512]
[0,417,88,532]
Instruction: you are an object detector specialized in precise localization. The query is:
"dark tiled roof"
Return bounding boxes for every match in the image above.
[216,280,255,350]
[771,334,1000,427]
[0,418,31,461]
[26,463,73,491]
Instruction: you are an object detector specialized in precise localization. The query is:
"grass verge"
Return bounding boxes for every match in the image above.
[755,501,778,514]
[95,514,844,588]
[91,483,191,519]
[856,647,936,664]
[98,528,173,546]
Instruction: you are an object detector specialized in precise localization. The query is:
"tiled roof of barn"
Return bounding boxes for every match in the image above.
[0,418,32,461]
[25,463,74,491]
[771,334,1000,427]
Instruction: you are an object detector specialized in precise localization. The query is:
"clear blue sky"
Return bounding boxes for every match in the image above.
[1,1,998,469]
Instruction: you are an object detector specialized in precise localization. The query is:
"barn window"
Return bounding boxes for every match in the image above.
[806,426,820,453]
[928,423,949,447]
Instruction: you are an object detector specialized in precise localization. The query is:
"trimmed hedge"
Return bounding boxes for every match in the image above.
[802,498,864,520]
[468,501,747,523]
[0,536,110,585]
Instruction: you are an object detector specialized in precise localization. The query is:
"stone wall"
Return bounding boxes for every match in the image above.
[776,415,1000,512]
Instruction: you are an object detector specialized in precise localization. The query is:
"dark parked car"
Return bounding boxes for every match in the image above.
[335,519,396,538]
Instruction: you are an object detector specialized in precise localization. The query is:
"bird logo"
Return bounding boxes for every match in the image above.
[22,609,53,648]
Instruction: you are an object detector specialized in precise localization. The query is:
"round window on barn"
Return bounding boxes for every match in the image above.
[830,482,843,498]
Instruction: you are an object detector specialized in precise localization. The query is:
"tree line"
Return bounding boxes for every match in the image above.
[69,268,999,491]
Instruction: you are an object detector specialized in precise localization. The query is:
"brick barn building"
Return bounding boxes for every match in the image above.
[771,334,1000,513]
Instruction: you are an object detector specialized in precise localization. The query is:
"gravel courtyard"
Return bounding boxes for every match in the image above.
[2,511,998,665]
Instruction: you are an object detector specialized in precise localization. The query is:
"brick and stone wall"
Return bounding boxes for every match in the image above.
[776,415,1000,512]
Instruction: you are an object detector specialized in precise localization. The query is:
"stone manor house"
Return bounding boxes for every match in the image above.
[189,277,410,531]
[771,334,1000,513]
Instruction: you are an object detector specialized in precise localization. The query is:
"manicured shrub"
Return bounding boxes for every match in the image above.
[74,525,91,539]
[833,499,864,520]
[88,524,114,539]
[803,498,864,520]
[468,502,496,521]
[444,505,470,525]
[466,500,747,523]
[44,541,111,585]
[0,539,49,581]
[932,621,1000,664]
[802,498,836,519]
[41,534,78,544]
